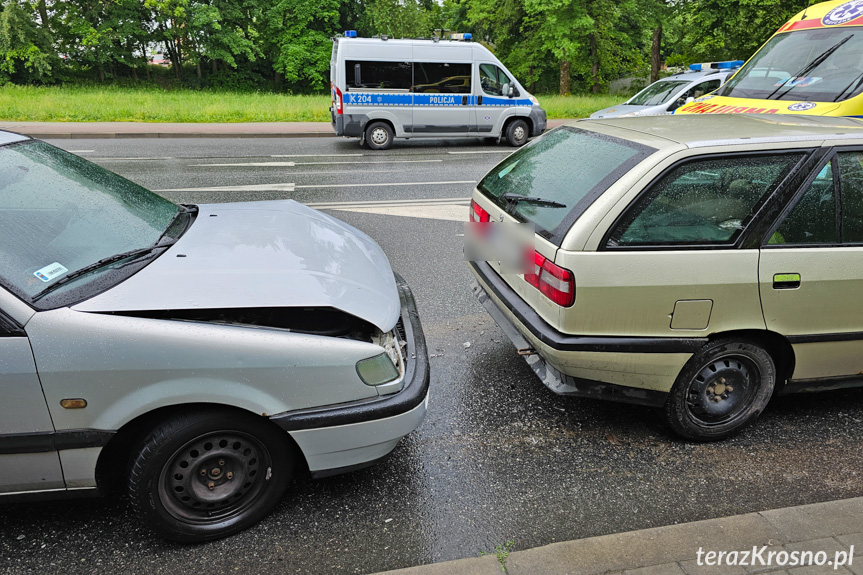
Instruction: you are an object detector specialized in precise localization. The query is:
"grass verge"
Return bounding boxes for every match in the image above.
[0,85,629,122]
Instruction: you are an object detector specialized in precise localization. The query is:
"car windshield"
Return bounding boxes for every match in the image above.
[477,127,654,244]
[719,28,863,101]
[0,140,180,306]
[627,80,690,106]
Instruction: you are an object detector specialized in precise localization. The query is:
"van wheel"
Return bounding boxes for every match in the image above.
[505,118,530,147]
[127,408,293,542]
[664,339,775,441]
[365,122,394,150]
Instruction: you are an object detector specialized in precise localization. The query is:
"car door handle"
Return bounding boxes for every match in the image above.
[477,95,483,105]
[773,273,801,289]
[462,95,468,106]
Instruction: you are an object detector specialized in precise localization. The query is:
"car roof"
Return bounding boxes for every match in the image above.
[576,114,863,149]
[0,131,30,146]
[655,70,729,83]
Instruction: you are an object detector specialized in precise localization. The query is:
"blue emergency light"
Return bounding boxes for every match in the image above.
[463,33,472,40]
[344,30,357,38]
[689,60,744,71]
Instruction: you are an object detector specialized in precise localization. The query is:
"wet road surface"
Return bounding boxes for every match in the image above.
[1,136,862,575]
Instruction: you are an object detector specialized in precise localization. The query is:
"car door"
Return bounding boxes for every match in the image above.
[475,63,514,135]
[411,61,472,136]
[591,151,808,339]
[759,149,863,384]
[0,307,64,493]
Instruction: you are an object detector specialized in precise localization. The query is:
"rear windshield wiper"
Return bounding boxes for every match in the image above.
[32,243,174,303]
[501,192,567,211]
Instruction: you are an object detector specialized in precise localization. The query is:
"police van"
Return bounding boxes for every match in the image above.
[329,32,547,150]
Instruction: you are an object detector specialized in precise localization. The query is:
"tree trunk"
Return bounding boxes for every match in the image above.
[98,66,105,82]
[132,66,138,81]
[212,59,218,74]
[650,24,662,83]
[589,34,600,93]
[559,54,571,96]
[275,71,284,87]
[37,0,49,28]
[196,61,202,79]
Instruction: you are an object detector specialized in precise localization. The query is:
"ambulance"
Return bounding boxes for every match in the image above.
[329,32,547,150]
[677,0,863,117]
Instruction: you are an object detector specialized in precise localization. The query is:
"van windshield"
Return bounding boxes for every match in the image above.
[477,127,654,244]
[719,28,863,102]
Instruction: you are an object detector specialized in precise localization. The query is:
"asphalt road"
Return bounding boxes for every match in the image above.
[2,136,863,575]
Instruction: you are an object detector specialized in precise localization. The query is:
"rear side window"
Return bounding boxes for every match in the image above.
[477,127,653,244]
[413,62,471,94]
[607,153,803,247]
[769,162,836,245]
[346,61,412,91]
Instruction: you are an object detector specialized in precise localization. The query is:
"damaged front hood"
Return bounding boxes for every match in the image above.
[73,201,400,331]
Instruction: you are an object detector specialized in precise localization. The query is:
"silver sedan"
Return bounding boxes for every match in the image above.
[0,131,429,542]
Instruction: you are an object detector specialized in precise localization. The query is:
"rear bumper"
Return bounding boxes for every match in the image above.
[270,273,430,475]
[468,260,696,406]
[331,109,345,136]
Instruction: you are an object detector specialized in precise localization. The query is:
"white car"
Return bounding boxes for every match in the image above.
[0,131,429,541]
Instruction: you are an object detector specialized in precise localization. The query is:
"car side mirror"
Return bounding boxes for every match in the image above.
[504,83,513,97]
[685,96,695,104]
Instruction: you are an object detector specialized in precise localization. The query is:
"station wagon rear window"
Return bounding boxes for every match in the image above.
[477,127,653,244]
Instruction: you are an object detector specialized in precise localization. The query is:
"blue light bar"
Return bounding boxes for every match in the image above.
[717,60,744,69]
[463,33,472,40]
[689,64,703,71]
[344,30,357,38]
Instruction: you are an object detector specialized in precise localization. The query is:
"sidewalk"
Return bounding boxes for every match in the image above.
[0,119,574,139]
[375,497,863,575]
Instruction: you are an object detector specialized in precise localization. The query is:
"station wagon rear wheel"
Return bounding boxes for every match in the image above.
[128,409,292,542]
[664,339,775,441]
[505,118,529,147]
[365,121,394,150]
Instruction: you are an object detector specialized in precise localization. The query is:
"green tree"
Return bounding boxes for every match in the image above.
[366,0,430,38]
[265,0,340,91]
[0,0,59,83]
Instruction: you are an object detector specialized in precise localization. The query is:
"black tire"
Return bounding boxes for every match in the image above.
[664,339,775,441]
[128,408,293,542]
[505,118,530,147]
[365,121,394,150]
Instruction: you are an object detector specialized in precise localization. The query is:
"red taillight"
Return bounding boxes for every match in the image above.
[470,199,490,222]
[332,83,343,115]
[525,251,574,307]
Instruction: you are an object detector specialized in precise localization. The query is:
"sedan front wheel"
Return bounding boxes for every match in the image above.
[128,408,293,542]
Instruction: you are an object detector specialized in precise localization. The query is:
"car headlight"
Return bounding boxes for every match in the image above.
[529,95,539,106]
[356,353,399,386]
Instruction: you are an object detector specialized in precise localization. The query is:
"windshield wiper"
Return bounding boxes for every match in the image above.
[834,69,863,101]
[501,192,567,211]
[32,243,174,303]
[155,204,196,245]
[766,35,853,100]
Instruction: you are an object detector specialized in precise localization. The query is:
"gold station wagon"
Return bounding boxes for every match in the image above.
[468,114,863,441]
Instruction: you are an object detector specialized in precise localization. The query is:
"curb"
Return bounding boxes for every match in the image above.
[372,497,863,575]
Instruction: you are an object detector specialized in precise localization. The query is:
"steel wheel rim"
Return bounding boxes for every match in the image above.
[513,125,526,142]
[371,128,388,145]
[684,354,760,428]
[159,431,271,524]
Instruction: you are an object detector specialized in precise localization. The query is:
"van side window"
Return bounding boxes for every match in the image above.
[607,154,802,247]
[346,61,412,91]
[480,64,512,96]
[412,62,471,94]
[838,151,863,243]
[769,161,836,245]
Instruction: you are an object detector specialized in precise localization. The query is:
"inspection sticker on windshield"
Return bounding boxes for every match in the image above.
[34,263,68,283]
